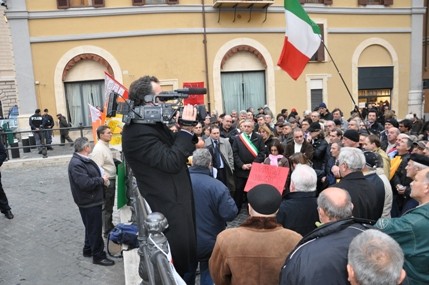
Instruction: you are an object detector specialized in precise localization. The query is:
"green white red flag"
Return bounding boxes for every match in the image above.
[277,0,321,80]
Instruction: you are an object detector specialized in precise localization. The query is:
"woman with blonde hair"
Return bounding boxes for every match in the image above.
[259,124,278,156]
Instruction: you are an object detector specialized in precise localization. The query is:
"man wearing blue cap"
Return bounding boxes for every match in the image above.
[319,102,333,120]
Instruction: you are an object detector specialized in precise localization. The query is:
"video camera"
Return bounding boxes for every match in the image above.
[106,88,207,125]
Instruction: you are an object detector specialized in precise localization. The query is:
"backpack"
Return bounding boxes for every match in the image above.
[107,223,139,257]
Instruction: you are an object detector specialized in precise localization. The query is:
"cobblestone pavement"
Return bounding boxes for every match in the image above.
[0,160,124,285]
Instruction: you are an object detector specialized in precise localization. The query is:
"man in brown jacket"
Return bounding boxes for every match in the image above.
[209,184,302,285]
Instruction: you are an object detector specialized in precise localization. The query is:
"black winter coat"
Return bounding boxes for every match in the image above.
[232,132,265,178]
[280,218,373,285]
[334,171,378,221]
[277,191,318,236]
[122,122,197,276]
[68,153,104,208]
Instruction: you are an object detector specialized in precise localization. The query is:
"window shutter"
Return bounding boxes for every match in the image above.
[316,24,325,62]
[382,0,393,6]
[57,0,70,9]
[358,0,368,5]
[132,0,144,5]
[167,0,178,4]
[323,0,333,4]
[93,0,105,7]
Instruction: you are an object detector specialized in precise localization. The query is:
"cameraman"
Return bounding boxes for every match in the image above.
[122,75,198,283]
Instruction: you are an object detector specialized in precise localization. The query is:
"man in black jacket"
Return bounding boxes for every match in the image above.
[68,137,114,266]
[280,187,373,285]
[122,75,198,282]
[334,147,378,221]
[277,164,318,236]
[42,108,55,150]
[232,119,265,211]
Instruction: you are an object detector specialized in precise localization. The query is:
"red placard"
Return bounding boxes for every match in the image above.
[244,163,289,194]
[183,82,205,105]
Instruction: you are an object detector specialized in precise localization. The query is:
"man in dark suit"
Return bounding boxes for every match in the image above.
[232,119,265,211]
[122,75,198,282]
[284,128,314,160]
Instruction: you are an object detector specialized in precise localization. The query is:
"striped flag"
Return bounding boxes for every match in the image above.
[277,0,321,80]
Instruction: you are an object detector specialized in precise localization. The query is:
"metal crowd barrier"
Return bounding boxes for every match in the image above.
[0,124,93,160]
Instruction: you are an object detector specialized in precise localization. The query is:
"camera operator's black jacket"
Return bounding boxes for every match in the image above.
[122,121,197,277]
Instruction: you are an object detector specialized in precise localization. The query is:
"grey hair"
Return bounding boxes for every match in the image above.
[338,147,365,172]
[317,188,353,220]
[239,110,247,116]
[192,148,212,168]
[74,137,90,153]
[348,229,404,285]
[291,164,317,192]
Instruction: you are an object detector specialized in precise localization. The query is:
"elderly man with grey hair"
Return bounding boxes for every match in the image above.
[277,164,319,236]
[333,147,378,221]
[68,137,113,266]
[280,187,373,285]
[347,229,406,285]
[188,148,237,285]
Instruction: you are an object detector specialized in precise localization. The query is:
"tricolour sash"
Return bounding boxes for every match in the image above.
[239,133,258,158]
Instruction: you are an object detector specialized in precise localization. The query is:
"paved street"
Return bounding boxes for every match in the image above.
[0,159,125,285]
[0,142,249,285]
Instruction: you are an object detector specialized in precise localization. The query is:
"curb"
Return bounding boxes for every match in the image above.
[2,154,72,169]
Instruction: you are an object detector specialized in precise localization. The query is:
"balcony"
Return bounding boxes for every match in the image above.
[213,0,274,22]
[213,0,274,8]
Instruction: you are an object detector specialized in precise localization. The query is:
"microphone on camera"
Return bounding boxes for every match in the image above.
[174,88,207,94]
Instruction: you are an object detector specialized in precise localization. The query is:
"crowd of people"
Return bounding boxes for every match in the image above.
[66,74,428,285]
[182,101,429,285]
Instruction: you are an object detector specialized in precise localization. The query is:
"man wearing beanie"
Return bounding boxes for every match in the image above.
[209,184,302,285]
[342,129,360,148]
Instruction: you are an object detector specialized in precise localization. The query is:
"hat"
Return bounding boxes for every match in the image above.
[343,129,360,142]
[410,153,429,167]
[363,151,380,168]
[308,122,321,132]
[291,108,297,113]
[385,118,399,128]
[334,119,342,126]
[319,102,327,109]
[247,184,282,215]
[414,141,427,149]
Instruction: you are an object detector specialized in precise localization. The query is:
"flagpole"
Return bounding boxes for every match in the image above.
[320,39,371,135]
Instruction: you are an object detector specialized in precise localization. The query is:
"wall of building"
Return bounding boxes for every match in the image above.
[4,0,420,122]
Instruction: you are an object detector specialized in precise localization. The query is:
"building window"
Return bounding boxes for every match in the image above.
[310,24,325,62]
[300,0,332,4]
[311,89,323,111]
[57,0,105,9]
[358,0,393,6]
[132,0,178,5]
[65,80,104,126]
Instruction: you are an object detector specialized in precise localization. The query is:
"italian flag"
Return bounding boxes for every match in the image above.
[277,0,321,80]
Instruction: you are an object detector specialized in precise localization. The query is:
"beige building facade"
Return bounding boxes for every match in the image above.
[4,0,425,128]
